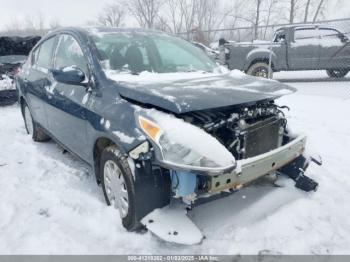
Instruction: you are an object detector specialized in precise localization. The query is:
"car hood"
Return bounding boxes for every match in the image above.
[106,70,296,114]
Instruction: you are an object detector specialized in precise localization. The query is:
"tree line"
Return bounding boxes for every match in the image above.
[0,0,343,41]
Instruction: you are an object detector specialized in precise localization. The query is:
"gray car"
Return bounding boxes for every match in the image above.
[224,24,350,78]
[16,27,320,244]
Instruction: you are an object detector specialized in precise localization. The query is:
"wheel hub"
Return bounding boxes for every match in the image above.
[104,160,129,218]
[254,67,268,78]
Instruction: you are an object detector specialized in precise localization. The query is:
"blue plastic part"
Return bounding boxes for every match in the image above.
[171,170,197,197]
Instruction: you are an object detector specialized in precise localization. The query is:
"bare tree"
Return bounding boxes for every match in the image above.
[285,0,305,24]
[98,2,126,27]
[163,0,185,33]
[289,0,296,23]
[179,0,196,39]
[49,19,61,30]
[127,0,163,29]
[25,13,45,31]
[254,0,263,39]
[304,0,312,22]
[312,0,326,22]
[263,0,278,39]
[194,0,228,42]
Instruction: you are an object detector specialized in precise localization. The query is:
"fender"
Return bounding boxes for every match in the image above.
[245,47,278,71]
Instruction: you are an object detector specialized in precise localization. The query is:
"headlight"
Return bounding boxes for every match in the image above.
[137,111,236,173]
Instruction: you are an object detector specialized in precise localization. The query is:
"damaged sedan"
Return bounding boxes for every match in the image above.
[16,27,321,245]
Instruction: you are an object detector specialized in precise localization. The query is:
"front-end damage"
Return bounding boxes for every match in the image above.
[127,101,321,244]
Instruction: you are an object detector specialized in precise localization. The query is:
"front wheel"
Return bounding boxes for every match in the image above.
[23,102,50,142]
[326,69,349,78]
[246,62,273,79]
[100,145,140,231]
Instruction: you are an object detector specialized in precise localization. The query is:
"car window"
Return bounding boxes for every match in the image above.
[319,29,342,40]
[153,37,209,72]
[54,34,88,75]
[294,28,319,41]
[318,28,344,47]
[36,37,57,68]
[273,30,286,43]
[92,32,217,74]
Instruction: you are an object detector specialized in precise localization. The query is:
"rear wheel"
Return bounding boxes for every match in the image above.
[100,145,140,231]
[23,102,50,142]
[326,69,349,78]
[246,62,273,79]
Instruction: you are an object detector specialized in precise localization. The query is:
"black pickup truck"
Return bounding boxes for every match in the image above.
[223,24,350,78]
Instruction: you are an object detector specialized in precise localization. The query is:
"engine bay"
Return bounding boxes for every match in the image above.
[180,101,288,160]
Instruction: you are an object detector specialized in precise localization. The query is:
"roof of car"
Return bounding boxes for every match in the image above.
[276,24,339,31]
[49,26,167,37]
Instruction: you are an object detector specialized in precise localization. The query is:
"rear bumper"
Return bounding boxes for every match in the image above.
[209,134,307,193]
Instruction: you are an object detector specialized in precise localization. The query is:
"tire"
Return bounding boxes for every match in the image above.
[326,69,349,78]
[246,62,273,79]
[100,145,140,231]
[0,90,17,107]
[23,102,50,142]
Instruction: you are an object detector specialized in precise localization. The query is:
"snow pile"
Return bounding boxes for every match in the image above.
[112,131,135,144]
[104,70,224,84]
[0,75,14,91]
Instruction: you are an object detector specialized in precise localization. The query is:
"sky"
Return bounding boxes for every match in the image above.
[0,0,113,30]
[0,0,349,32]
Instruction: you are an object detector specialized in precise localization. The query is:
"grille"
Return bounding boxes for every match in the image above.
[243,117,282,159]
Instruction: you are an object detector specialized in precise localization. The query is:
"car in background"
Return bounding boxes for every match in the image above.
[0,36,41,80]
[192,41,219,61]
[0,36,40,106]
[223,24,350,78]
[16,27,319,244]
[0,55,27,80]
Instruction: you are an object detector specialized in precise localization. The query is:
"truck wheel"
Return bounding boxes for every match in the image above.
[326,69,349,78]
[100,145,141,231]
[23,102,50,142]
[247,62,273,79]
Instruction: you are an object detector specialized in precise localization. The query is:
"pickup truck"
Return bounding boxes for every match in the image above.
[223,24,350,78]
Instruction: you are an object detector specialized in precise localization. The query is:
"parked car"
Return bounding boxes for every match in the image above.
[0,36,41,106]
[16,27,319,244]
[223,24,350,78]
[192,41,219,61]
[0,36,41,79]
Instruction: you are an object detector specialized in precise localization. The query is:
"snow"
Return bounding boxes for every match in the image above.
[113,131,135,144]
[0,73,350,254]
[275,70,350,81]
[0,75,14,91]
[105,68,246,85]
[143,109,235,167]
[104,70,224,84]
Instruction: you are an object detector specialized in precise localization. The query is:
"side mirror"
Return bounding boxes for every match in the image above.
[340,34,349,43]
[51,66,87,86]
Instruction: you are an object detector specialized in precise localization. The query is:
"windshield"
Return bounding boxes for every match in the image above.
[91,31,218,74]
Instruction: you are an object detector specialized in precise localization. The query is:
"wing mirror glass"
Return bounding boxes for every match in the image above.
[51,66,87,86]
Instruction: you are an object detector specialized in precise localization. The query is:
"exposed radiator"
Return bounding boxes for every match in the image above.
[242,117,283,159]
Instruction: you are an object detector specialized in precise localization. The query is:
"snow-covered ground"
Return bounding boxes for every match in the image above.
[0,75,14,91]
[0,75,350,255]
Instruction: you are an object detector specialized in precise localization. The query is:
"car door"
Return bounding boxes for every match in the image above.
[24,36,58,130]
[45,34,90,160]
[318,28,350,69]
[288,27,320,70]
